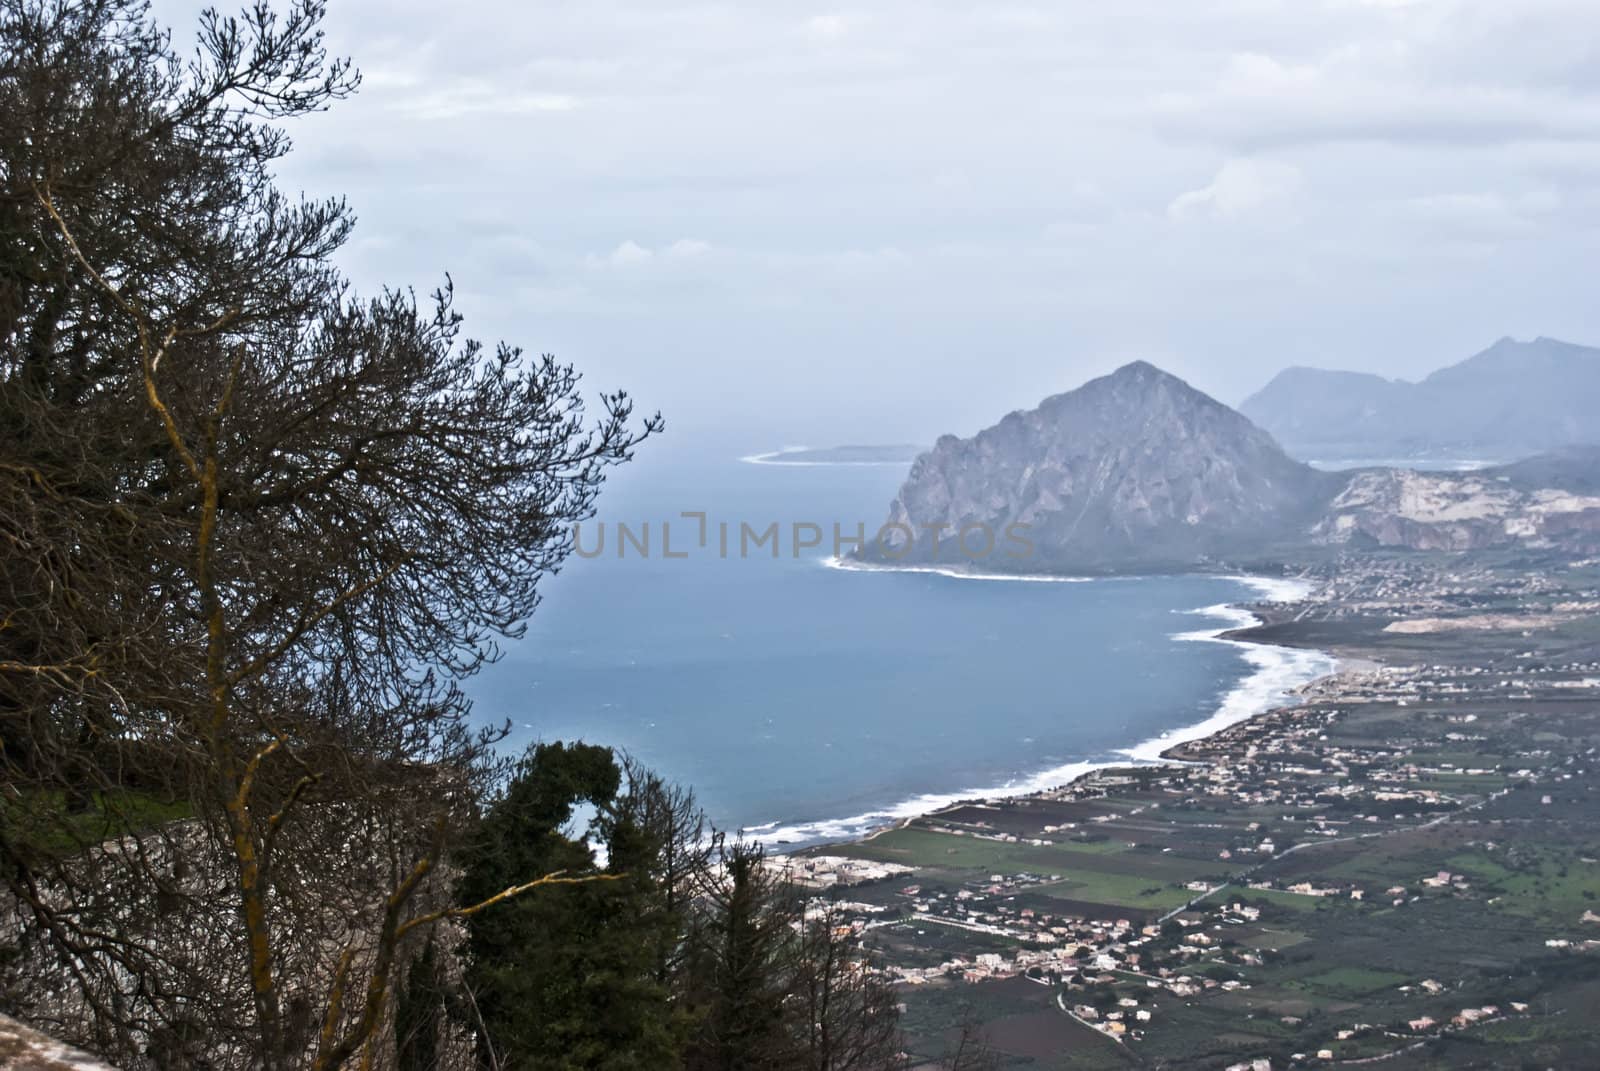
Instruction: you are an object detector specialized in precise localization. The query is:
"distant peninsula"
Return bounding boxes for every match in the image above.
[742,443,924,465]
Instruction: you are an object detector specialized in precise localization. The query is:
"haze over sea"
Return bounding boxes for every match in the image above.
[469,448,1336,848]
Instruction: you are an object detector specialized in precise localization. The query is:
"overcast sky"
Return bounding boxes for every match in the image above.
[192,1,1600,449]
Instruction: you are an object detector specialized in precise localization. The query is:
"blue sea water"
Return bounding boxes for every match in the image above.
[467,449,1335,847]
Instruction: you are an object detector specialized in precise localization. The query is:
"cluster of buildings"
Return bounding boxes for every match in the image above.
[786,555,1600,1062]
[778,855,913,889]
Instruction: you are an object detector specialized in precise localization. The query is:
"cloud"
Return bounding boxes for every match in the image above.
[666,239,712,258]
[1168,159,1304,220]
[392,83,578,120]
[607,240,653,265]
[284,0,1600,441]
[1158,25,1600,152]
[1402,189,1561,240]
[587,239,714,268]
[805,13,858,38]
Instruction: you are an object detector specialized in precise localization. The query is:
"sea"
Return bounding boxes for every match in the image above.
[467,447,1338,849]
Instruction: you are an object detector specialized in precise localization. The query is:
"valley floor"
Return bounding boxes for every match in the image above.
[792,550,1600,1069]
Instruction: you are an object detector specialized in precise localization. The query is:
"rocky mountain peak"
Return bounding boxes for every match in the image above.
[858,363,1336,572]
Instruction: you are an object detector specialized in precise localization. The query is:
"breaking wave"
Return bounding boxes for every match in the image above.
[744,572,1335,850]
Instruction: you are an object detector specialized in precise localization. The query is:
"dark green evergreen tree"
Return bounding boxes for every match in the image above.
[683,838,800,1071]
[459,743,680,1070]
[459,755,903,1070]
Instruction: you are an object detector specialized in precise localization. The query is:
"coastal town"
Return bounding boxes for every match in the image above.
[781,551,1600,1069]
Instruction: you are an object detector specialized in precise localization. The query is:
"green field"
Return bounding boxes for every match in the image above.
[1235,927,1310,950]
[1033,873,1192,911]
[1299,965,1411,997]
[841,825,1200,910]
[842,827,1074,874]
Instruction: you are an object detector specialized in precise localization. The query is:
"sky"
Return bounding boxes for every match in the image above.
[170,0,1600,451]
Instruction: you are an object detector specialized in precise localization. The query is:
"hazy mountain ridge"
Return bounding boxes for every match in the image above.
[862,363,1600,572]
[1240,337,1600,460]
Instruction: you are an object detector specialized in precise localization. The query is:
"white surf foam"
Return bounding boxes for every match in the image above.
[746,760,1105,848]
[1116,595,1337,762]
[746,572,1336,850]
[1221,572,1318,604]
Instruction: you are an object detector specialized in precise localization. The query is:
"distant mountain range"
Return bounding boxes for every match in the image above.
[1239,337,1600,461]
[857,362,1600,573]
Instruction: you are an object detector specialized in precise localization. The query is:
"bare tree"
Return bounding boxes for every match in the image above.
[680,840,904,1071]
[608,755,712,988]
[1,2,657,1067]
[793,905,905,1071]
[681,836,799,1071]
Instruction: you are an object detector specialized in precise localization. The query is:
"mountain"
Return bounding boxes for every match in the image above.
[1490,445,1600,496]
[1239,337,1600,461]
[1312,457,1600,555]
[856,362,1339,572]
[857,363,1600,573]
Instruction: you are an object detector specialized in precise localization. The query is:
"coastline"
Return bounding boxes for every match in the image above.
[821,554,1096,584]
[816,547,1600,1062]
[753,566,1340,851]
[739,448,918,467]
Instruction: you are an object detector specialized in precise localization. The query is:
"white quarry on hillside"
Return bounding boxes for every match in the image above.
[1314,469,1600,551]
